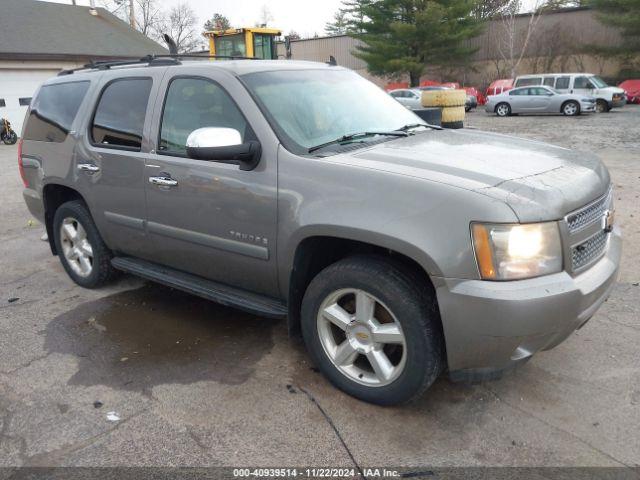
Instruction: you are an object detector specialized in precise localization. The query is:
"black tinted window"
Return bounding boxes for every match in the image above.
[556,77,570,89]
[0,99,5,107]
[531,87,550,95]
[515,77,541,87]
[92,78,152,150]
[543,77,555,87]
[159,77,248,155]
[19,98,32,106]
[24,82,89,143]
[510,89,527,96]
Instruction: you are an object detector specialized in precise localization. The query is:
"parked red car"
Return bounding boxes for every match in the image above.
[464,86,486,106]
[619,80,640,104]
[486,78,514,97]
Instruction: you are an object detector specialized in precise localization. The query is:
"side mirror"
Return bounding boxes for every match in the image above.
[186,127,261,171]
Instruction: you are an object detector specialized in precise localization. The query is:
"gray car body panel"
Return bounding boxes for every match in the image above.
[20,60,620,380]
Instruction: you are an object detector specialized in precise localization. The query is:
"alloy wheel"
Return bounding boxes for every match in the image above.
[496,104,510,117]
[316,288,407,387]
[564,103,578,116]
[60,217,94,278]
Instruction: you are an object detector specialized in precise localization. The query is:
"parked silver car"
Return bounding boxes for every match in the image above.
[486,85,596,116]
[388,88,423,109]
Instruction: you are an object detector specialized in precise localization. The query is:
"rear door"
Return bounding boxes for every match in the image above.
[142,69,279,297]
[77,71,163,259]
[508,88,529,112]
[555,76,571,93]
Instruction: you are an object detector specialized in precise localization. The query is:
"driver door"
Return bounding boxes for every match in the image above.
[143,73,279,297]
[528,87,553,111]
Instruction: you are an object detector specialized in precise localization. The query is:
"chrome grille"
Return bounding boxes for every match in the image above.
[565,188,612,233]
[572,230,608,270]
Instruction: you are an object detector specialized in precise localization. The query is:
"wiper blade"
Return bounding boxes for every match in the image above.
[395,122,442,132]
[308,131,408,153]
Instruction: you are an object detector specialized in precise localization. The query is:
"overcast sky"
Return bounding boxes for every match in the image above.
[43,0,542,38]
[43,0,344,38]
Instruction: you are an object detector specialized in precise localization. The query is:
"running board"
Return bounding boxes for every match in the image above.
[111,257,287,318]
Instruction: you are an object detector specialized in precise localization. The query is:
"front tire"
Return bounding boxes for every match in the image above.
[562,101,580,116]
[596,99,609,113]
[495,102,511,117]
[301,256,444,405]
[53,200,117,288]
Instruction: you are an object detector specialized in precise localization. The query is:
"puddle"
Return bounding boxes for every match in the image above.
[44,284,282,393]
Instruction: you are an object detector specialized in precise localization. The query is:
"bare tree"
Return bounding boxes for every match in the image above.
[135,0,163,37]
[156,3,202,53]
[494,0,546,78]
[98,0,128,19]
[256,4,274,27]
[473,0,511,20]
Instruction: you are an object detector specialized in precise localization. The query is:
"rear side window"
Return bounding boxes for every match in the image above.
[19,98,32,106]
[555,77,570,89]
[91,78,152,151]
[515,77,541,87]
[0,99,5,107]
[23,81,90,143]
[543,77,555,87]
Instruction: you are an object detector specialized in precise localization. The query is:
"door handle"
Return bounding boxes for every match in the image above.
[77,163,100,173]
[149,176,178,187]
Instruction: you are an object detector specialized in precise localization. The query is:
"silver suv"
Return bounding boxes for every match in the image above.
[19,58,621,405]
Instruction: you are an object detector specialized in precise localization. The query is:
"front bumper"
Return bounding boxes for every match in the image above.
[610,96,626,108]
[581,102,596,113]
[435,226,622,382]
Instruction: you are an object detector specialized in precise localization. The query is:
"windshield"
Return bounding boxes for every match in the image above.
[242,69,423,154]
[591,76,609,88]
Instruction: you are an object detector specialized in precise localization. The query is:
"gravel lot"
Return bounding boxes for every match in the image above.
[0,106,639,474]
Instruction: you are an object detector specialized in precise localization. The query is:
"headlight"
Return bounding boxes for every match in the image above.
[471,222,562,280]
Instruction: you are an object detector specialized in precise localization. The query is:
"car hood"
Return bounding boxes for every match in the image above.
[340,129,610,222]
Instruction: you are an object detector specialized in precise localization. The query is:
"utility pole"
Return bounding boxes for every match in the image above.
[129,0,136,29]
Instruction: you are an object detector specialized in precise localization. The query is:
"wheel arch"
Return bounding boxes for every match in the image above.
[561,99,580,114]
[42,183,87,255]
[495,101,511,115]
[284,230,442,339]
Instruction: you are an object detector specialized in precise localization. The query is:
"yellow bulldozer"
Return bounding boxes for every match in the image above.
[203,27,282,60]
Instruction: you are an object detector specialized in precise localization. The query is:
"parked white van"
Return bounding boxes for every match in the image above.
[514,74,626,112]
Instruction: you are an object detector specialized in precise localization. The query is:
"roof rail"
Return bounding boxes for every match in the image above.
[58,53,257,76]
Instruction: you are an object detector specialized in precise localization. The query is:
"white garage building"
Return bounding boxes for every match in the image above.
[0,0,167,134]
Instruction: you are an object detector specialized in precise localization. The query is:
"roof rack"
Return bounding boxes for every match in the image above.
[58,53,257,76]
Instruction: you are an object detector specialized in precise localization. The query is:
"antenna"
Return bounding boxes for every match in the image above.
[164,34,178,55]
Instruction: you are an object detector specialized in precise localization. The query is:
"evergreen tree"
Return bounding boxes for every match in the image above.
[589,0,640,54]
[349,0,484,86]
[204,13,231,32]
[325,10,351,36]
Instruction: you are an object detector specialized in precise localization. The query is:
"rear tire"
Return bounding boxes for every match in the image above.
[53,200,117,289]
[495,102,511,117]
[301,256,444,405]
[562,101,580,116]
